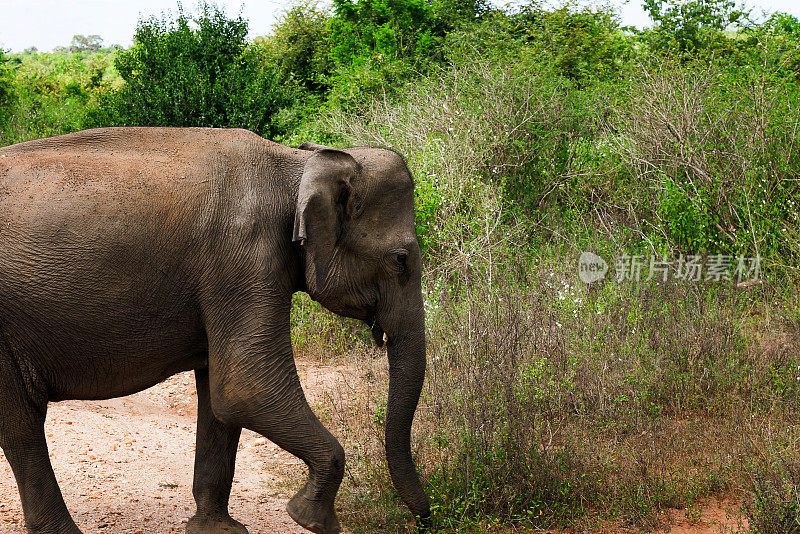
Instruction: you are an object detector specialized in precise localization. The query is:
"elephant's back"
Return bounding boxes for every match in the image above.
[0,128,230,323]
[1,127,256,190]
[0,127,248,224]
[1,126,267,156]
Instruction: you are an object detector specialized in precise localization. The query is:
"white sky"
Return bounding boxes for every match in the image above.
[1,0,800,53]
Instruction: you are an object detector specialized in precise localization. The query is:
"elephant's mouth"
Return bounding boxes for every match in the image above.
[370,319,386,347]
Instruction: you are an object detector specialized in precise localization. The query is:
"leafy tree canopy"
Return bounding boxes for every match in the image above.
[100,3,292,137]
[0,50,15,112]
[256,3,334,95]
[70,34,104,53]
[329,0,440,65]
[513,3,633,84]
[642,0,750,53]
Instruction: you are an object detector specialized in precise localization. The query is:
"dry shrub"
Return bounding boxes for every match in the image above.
[322,236,800,532]
[744,460,800,534]
[612,58,800,258]
[316,52,800,532]
[325,51,574,258]
[290,292,373,361]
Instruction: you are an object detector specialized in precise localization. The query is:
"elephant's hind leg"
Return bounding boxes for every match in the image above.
[0,347,81,534]
[187,368,247,534]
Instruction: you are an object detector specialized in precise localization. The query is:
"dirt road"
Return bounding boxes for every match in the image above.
[0,361,343,534]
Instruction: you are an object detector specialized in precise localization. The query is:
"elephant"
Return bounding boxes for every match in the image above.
[0,127,430,534]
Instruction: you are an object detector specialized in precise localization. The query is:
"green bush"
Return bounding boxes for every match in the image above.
[514,4,634,85]
[745,459,800,534]
[255,3,334,97]
[0,48,120,145]
[0,50,15,129]
[641,0,750,54]
[88,3,294,137]
[612,58,800,262]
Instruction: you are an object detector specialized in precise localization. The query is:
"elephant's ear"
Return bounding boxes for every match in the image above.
[293,149,360,292]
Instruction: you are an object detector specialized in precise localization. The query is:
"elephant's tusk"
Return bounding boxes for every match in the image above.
[383,332,389,344]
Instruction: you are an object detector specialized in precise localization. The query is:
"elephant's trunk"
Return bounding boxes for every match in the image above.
[383,307,431,520]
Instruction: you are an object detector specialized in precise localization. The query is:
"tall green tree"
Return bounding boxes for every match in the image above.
[324,0,487,109]
[514,4,633,84]
[69,34,104,53]
[97,3,292,137]
[329,0,441,65]
[642,0,750,54]
[0,50,16,129]
[258,3,333,95]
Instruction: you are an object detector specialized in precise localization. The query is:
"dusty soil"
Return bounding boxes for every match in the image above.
[662,499,747,533]
[0,360,346,534]
[0,358,746,534]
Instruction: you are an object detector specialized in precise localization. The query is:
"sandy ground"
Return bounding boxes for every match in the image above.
[661,500,746,533]
[0,359,746,534]
[0,360,346,534]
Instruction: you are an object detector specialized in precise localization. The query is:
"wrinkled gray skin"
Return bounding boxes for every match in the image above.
[0,128,429,534]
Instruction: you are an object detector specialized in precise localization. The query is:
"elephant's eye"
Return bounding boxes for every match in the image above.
[387,248,410,275]
[391,249,411,284]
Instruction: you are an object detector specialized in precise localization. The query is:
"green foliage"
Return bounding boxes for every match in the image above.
[514,4,634,84]
[0,50,15,124]
[764,12,800,37]
[745,459,800,534]
[68,34,104,53]
[91,3,293,136]
[290,292,373,358]
[641,0,750,54]
[613,59,800,261]
[330,0,435,63]
[257,3,334,96]
[325,0,440,108]
[657,174,713,252]
[0,48,121,145]
[322,0,488,109]
[741,13,800,82]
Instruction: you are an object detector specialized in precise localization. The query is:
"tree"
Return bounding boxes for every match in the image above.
[99,3,292,137]
[329,0,442,65]
[762,12,800,38]
[323,0,473,109]
[642,0,750,54]
[69,34,104,53]
[513,4,633,84]
[0,50,15,115]
[258,3,334,95]
[255,0,490,111]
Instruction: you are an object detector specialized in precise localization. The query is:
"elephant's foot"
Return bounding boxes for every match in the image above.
[185,513,248,534]
[286,489,341,534]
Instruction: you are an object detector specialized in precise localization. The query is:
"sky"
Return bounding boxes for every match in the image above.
[1,0,800,53]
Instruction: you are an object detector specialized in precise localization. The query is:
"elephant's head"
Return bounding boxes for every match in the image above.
[293,143,430,521]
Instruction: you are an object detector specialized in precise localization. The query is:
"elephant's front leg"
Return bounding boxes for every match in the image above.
[187,367,248,534]
[206,317,345,534]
